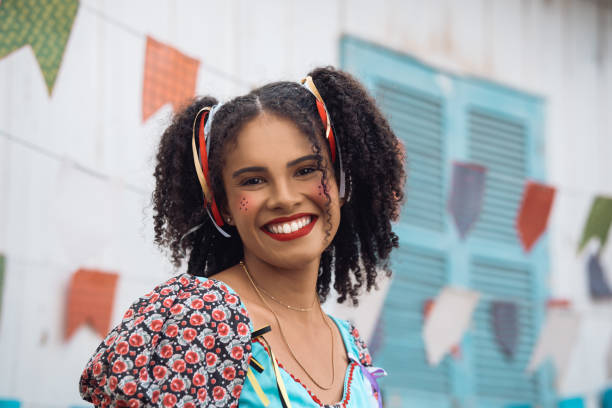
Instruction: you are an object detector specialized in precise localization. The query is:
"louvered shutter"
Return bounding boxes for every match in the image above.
[380,247,451,395]
[469,109,526,244]
[341,36,552,408]
[377,81,445,231]
[470,258,540,405]
[374,77,453,406]
[462,98,551,407]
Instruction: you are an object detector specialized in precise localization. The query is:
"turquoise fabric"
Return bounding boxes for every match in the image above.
[196,276,382,407]
[601,388,612,408]
[558,397,584,408]
[241,316,378,408]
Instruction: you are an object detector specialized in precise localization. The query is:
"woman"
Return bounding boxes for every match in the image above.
[79,66,405,407]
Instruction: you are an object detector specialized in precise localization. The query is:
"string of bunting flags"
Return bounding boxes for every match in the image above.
[2,1,612,407]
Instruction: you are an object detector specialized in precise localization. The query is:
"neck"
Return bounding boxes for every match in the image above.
[242,252,320,312]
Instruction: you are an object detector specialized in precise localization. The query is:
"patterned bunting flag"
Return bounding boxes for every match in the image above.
[587,254,612,299]
[0,0,79,94]
[578,196,612,254]
[448,162,487,239]
[142,36,200,122]
[65,268,119,340]
[516,181,556,252]
[491,301,519,359]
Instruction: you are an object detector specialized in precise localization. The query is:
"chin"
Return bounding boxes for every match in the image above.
[273,250,324,269]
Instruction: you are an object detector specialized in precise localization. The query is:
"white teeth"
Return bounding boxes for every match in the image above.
[267,216,312,234]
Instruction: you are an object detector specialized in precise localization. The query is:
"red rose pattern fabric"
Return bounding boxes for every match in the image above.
[79,274,251,407]
[79,273,375,407]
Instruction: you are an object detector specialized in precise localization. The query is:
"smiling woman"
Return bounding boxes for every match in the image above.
[79,67,405,408]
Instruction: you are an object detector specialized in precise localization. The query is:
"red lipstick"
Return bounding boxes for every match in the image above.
[261,214,318,241]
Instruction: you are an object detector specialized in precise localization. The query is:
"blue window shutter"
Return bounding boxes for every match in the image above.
[377,81,446,231]
[341,36,553,408]
[458,80,553,408]
[341,36,454,407]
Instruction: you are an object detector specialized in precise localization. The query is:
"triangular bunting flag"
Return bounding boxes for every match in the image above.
[448,162,487,239]
[516,181,556,252]
[588,254,612,299]
[423,287,480,365]
[578,196,612,254]
[65,268,119,340]
[491,301,519,359]
[527,306,580,385]
[423,299,461,359]
[0,0,79,94]
[142,36,200,121]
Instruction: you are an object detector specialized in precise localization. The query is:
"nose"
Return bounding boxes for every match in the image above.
[266,179,302,211]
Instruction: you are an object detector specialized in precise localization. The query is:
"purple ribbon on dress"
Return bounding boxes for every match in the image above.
[359,365,386,408]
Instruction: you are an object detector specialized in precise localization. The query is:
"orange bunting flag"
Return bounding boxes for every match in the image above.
[65,268,119,340]
[142,36,200,122]
[516,181,556,252]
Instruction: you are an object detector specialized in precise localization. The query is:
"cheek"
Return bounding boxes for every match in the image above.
[310,183,331,207]
[237,196,250,212]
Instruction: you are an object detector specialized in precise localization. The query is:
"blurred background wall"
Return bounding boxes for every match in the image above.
[0,0,611,407]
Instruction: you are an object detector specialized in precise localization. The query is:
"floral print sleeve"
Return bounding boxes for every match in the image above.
[79,274,252,408]
[348,322,373,367]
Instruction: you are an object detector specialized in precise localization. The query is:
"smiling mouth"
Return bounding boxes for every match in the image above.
[262,215,318,241]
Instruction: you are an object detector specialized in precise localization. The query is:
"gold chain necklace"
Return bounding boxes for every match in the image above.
[240,260,336,390]
[255,280,316,312]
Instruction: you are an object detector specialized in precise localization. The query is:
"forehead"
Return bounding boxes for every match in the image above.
[224,113,315,168]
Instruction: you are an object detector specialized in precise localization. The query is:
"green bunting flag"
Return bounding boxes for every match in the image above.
[0,0,79,95]
[578,196,612,254]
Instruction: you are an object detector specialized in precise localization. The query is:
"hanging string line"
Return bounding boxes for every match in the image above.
[0,130,148,195]
[79,2,256,90]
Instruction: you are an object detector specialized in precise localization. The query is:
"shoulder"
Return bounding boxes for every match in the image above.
[331,317,373,367]
[79,273,252,407]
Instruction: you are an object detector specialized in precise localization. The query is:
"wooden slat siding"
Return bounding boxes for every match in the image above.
[377,81,445,232]
[468,109,527,245]
[378,246,452,394]
[469,257,540,404]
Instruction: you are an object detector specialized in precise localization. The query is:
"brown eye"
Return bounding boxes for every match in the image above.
[240,177,265,186]
[296,167,316,177]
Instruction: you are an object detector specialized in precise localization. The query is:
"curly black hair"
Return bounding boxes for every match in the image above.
[152,66,405,305]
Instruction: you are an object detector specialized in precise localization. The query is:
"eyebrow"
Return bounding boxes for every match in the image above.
[231,154,318,178]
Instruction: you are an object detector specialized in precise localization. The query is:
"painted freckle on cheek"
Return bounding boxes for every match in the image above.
[239,197,249,212]
[311,184,328,206]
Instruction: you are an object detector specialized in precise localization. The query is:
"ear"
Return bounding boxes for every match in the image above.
[219,205,235,226]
